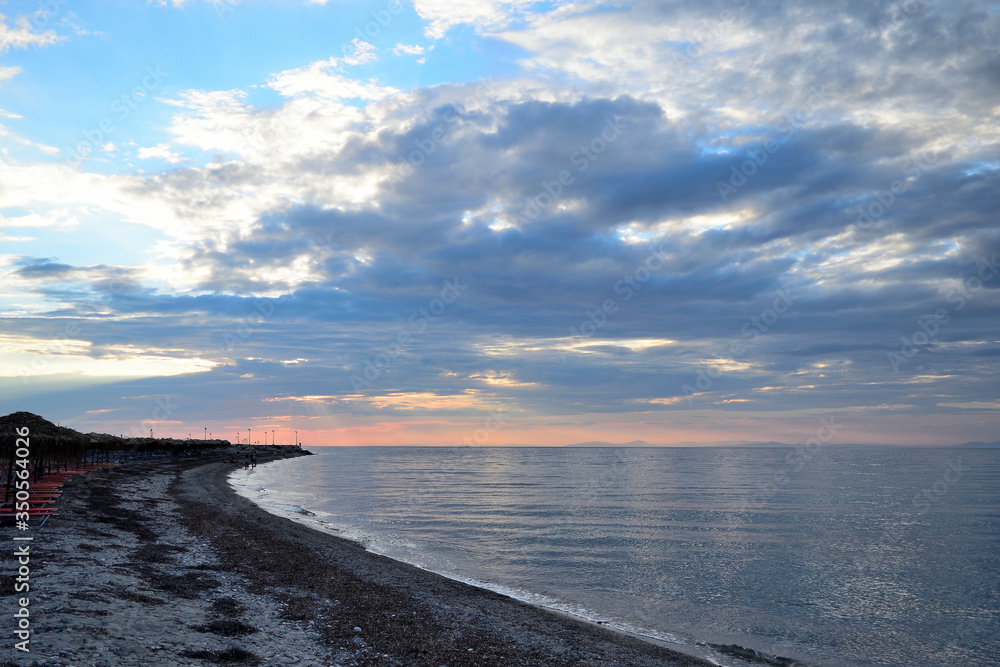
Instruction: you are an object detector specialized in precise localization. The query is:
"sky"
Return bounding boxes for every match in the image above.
[1,0,998,446]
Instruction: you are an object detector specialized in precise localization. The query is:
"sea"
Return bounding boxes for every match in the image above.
[229,446,999,666]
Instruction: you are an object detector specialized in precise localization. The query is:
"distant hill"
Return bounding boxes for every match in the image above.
[954,440,1000,448]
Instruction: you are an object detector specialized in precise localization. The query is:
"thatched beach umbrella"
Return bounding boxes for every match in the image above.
[86,432,125,461]
[1,412,89,501]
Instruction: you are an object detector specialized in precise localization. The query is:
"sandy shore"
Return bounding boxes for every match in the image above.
[2,450,714,667]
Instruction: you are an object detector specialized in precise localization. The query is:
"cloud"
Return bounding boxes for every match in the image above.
[0,210,79,229]
[0,65,21,82]
[137,143,184,163]
[265,41,393,104]
[3,0,999,444]
[0,232,35,243]
[0,331,218,379]
[938,400,1000,410]
[147,0,211,6]
[150,0,333,5]
[0,13,65,53]
[412,0,557,38]
[492,1,1000,144]
[269,64,395,102]
[393,43,425,56]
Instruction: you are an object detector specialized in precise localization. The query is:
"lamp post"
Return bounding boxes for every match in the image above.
[204,427,207,440]
[272,430,275,446]
[295,430,298,447]
[248,429,251,447]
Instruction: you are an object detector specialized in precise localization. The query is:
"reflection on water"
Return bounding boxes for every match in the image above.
[232,446,1000,667]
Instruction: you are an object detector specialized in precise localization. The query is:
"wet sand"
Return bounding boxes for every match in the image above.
[2,450,714,666]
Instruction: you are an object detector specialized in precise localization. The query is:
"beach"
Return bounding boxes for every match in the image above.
[2,449,713,666]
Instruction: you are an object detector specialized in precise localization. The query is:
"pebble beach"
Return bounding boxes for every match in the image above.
[2,449,713,667]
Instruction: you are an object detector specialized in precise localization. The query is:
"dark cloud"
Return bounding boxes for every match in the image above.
[15,259,75,278]
[4,0,998,443]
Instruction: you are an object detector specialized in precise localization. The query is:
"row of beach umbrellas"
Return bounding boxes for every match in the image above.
[0,411,228,503]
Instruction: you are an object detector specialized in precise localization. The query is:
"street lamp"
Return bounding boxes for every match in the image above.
[248,429,251,446]
[204,427,207,440]
[272,430,275,446]
[295,430,298,447]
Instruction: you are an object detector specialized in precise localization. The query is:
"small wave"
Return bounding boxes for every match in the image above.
[706,643,808,667]
[233,485,746,666]
[263,503,316,516]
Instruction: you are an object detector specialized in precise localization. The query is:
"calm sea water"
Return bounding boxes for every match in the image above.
[230,447,999,666]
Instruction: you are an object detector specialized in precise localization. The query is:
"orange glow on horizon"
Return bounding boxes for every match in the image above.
[106,410,986,448]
